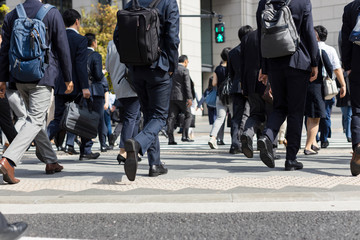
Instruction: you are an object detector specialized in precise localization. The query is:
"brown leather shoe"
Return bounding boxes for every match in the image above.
[45,162,63,175]
[0,158,20,184]
[351,144,360,176]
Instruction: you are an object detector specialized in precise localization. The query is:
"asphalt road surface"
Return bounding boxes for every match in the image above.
[7,212,360,240]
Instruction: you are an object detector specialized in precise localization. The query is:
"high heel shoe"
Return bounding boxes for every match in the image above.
[304,149,318,155]
[117,154,126,164]
[311,145,320,152]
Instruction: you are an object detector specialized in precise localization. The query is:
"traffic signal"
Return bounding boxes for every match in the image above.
[215,23,225,43]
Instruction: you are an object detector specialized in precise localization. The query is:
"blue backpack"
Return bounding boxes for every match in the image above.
[350,12,360,46]
[9,4,55,82]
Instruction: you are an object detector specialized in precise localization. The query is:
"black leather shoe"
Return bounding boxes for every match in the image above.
[229,147,242,154]
[311,145,320,152]
[257,135,275,168]
[241,134,253,158]
[149,163,168,177]
[217,140,225,145]
[65,145,79,155]
[168,141,177,145]
[348,137,352,143]
[321,141,329,148]
[274,154,281,160]
[304,149,318,155]
[124,138,141,181]
[79,152,100,160]
[101,145,113,152]
[351,144,360,176]
[285,159,303,171]
[181,137,194,142]
[0,222,28,240]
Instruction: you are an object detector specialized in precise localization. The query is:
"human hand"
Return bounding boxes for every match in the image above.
[186,99,192,108]
[0,82,6,99]
[82,89,91,99]
[339,85,346,98]
[258,69,268,85]
[310,67,318,82]
[64,81,74,94]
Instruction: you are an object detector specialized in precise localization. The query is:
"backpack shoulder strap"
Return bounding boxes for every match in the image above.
[15,4,27,19]
[284,0,292,6]
[35,4,55,22]
[149,0,162,8]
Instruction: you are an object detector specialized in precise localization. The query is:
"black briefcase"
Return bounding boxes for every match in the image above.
[60,98,100,139]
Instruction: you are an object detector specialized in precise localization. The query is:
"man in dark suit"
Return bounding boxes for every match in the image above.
[341,0,360,176]
[167,55,193,145]
[114,0,180,181]
[85,33,110,157]
[47,9,93,157]
[228,25,252,154]
[0,0,74,184]
[256,0,318,170]
[240,29,279,159]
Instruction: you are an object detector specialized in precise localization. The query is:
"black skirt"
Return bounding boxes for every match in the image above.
[304,83,326,118]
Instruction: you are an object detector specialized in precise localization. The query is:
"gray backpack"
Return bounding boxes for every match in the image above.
[260,0,299,58]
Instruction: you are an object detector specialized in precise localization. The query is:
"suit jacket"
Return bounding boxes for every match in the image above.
[114,0,180,73]
[256,0,318,72]
[87,49,108,97]
[240,30,265,96]
[0,0,72,87]
[228,44,242,94]
[55,29,89,95]
[341,0,360,73]
[170,64,192,101]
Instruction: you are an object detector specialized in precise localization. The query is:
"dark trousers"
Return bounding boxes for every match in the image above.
[231,93,249,150]
[167,100,192,142]
[244,93,277,145]
[350,72,360,150]
[207,106,216,125]
[104,109,112,137]
[264,67,309,160]
[47,95,92,155]
[132,67,172,166]
[118,97,141,148]
[319,97,335,143]
[0,96,17,143]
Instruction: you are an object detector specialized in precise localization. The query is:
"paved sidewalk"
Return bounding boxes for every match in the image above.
[1,110,359,213]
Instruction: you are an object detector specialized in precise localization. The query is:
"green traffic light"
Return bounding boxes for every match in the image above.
[217,33,224,43]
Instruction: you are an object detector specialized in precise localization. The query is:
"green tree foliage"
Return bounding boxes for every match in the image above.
[80,3,119,69]
[0,4,10,28]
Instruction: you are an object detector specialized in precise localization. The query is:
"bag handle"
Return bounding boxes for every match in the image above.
[319,50,332,79]
[79,96,94,113]
[132,0,140,10]
[15,4,27,19]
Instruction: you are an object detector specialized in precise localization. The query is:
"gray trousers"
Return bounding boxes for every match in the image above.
[7,89,27,131]
[3,84,57,166]
[210,97,233,137]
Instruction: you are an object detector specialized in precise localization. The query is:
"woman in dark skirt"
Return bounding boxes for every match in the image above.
[304,49,333,155]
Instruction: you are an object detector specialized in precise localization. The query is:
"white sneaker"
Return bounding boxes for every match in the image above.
[208,136,218,149]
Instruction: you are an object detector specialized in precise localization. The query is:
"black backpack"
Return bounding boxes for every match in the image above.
[115,0,162,65]
[260,0,299,58]
[218,75,233,105]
